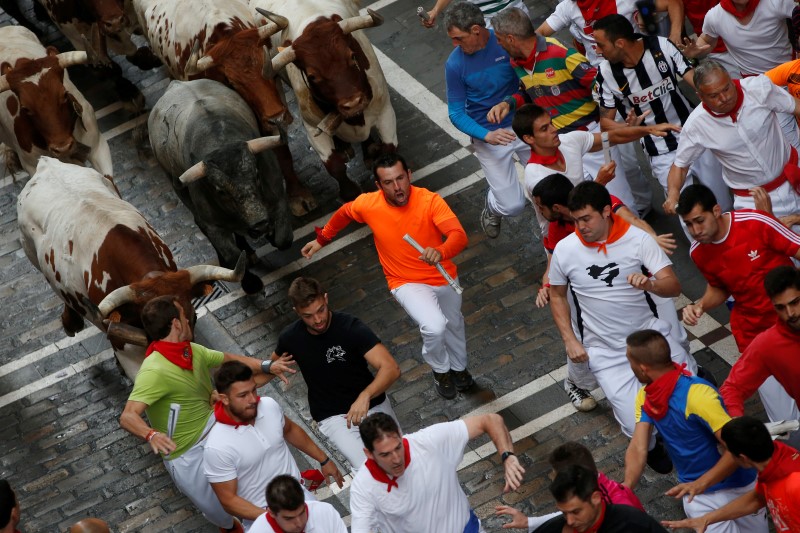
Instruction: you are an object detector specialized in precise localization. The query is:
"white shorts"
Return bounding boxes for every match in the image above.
[472,136,530,217]
[683,481,768,533]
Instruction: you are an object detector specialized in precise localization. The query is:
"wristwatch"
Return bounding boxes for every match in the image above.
[501,451,515,463]
[261,359,273,375]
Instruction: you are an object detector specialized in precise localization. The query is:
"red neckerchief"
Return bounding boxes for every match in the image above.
[510,44,538,71]
[702,80,745,123]
[265,504,308,533]
[759,441,800,483]
[579,499,607,533]
[719,0,761,19]
[574,212,631,255]
[364,438,411,492]
[642,363,691,421]
[145,340,193,370]
[576,0,617,29]
[214,398,258,428]
[528,150,563,167]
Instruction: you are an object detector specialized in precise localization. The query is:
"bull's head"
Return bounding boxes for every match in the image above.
[0,49,88,159]
[84,0,128,35]
[175,135,293,250]
[86,252,247,346]
[183,15,291,134]
[270,9,383,118]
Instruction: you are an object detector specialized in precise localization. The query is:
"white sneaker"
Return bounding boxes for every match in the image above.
[566,380,597,412]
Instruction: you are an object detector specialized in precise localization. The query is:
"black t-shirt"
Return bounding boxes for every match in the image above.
[537,504,668,533]
[275,312,383,421]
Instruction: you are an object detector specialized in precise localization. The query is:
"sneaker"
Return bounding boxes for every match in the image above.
[451,369,475,391]
[433,371,457,399]
[647,436,674,474]
[565,380,597,412]
[480,196,502,238]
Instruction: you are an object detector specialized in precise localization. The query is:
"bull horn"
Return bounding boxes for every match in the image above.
[271,46,296,72]
[0,76,9,93]
[338,8,384,34]
[56,51,89,68]
[246,135,282,154]
[184,41,215,76]
[105,321,149,347]
[177,161,207,185]
[255,12,287,41]
[97,285,137,317]
[186,251,246,286]
[255,7,289,29]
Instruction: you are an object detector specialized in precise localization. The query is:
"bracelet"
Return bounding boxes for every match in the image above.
[543,283,551,288]
[501,451,515,462]
[145,429,159,442]
[320,457,330,467]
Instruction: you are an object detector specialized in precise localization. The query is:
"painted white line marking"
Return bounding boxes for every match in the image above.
[0,327,100,379]
[101,114,149,142]
[462,365,567,418]
[0,349,114,409]
[94,101,124,120]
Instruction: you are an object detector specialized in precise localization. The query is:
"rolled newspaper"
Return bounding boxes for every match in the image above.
[166,403,181,456]
[402,233,464,294]
[417,6,431,21]
[601,131,611,165]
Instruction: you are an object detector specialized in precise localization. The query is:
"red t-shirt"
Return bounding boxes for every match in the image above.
[757,442,800,532]
[543,195,624,253]
[689,210,800,351]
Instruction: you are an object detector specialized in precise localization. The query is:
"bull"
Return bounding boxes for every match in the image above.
[253,0,398,194]
[0,26,113,178]
[148,79,294,295]
[17,157,244,379]
[132,0,318,217]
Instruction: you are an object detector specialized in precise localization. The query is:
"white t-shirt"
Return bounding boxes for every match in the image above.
[702,0,795,75]
[549,224,673,366]
[525,130,595,236]
[350,420,473,533]
[249,501,347,533]
[545,0,640,65]
[674,75,796,189]
[204,397,302,525]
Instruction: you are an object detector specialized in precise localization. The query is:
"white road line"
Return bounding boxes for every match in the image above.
[101,114,149,142]
[0,327,100,379]
[94,101,124,119]
[462,365,568,418]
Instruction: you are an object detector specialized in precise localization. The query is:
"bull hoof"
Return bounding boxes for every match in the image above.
[241,271,264,294]
[288,194,318,217]
[338,178,362,202]
[126,47,162,71]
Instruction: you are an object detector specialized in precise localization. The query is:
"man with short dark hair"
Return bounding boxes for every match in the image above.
[624,330,767,533]
[720,266,800,418]
[302,153,471,400]
[268,276,401,472]
[0,480,19,533]
[249,475,346,533]
[350,412,524,533]
[440,1,531,238]
[119,295,295,533]
[203,361,344,530]
[664,416,800,532]
[536,465,669,532]
[548,181,696,454]
[678,184,800,431]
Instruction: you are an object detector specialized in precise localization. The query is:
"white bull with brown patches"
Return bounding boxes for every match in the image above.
[0,26,112,178]
[17,157,244,379]
[252,0,398,196]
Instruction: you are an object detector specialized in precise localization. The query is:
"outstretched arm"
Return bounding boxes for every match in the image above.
[301,203,358,258]
[464,413,525,492]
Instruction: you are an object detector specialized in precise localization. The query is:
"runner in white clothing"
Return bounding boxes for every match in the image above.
[664,61,800,231]
[349,412,524,533]
[548,181,697,466]
[203,362,344,530]
[420,0,529,29]
[249,476,347,533]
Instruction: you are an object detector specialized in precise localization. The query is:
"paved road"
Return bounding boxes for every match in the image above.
[0,1,767,531]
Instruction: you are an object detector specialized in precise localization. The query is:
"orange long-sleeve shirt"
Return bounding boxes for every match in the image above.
[318,186,467,290]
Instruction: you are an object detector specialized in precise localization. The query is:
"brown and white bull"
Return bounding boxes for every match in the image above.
[253,0,398,194]
[38,0,160,70]
[17,157,244,379]
[0,26,113,178]
[132,0,319,216]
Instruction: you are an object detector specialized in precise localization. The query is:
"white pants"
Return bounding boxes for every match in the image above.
[616,139,654,216]
[163,417,233,528]
[317,396,399,473]
[652,294,691,355]
[683,482,768,533]
[472,136,530,217]
[391,281,468,373]
[758,377,800,449]
[732,180,800,234]
[650,150,732,212]
[590,324,697,438]
[584,122,637,210]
